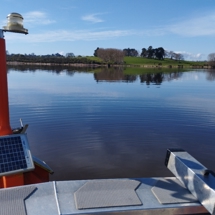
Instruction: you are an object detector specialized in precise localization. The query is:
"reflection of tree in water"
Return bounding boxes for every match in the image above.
[163,72,183,81]
[140,72,183,85]
[94,67,137,82]
[140,73,163,85]
[7,65,95,77]
[7,65,186,84]
[206,69,215,81]
[123,75,137,82]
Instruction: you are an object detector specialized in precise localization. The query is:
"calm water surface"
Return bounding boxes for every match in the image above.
[7,67,215,181]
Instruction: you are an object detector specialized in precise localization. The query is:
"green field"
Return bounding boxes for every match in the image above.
[124,56,204,66]
[87,56,206,67]
[86,56,208,75]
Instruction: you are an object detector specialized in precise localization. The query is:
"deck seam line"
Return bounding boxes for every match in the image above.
[53,181,61,215]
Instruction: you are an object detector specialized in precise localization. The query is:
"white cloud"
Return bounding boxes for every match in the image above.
[4,10,215,48]
[135,11,215,38]
[58,51,65,56]
[167,12,215,37]
[0,11,55,31]
[174,51,205,60]
[24,11,56,26]
[82,14,104,23]
[6,29,134,43]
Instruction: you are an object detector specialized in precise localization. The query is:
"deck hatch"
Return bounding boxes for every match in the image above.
[74,179,142,209]
[0,185,36,215]
[152,178,198,204]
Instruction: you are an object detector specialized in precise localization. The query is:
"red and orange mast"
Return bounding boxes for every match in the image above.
[0,13,28,136]
[0,31,13,136]
[0,13,53,189]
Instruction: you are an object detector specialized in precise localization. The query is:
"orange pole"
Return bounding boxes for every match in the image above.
[0,37,23,188]
[0,38,12,136]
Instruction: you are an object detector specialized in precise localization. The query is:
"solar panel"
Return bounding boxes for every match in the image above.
[0,134,34,176]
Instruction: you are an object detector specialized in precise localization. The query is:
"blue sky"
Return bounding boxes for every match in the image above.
[1,0,215,60]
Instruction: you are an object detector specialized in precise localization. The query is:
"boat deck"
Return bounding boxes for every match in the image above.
[0,177,208,215]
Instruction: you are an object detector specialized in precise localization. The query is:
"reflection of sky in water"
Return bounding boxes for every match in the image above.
[7,69,215,180]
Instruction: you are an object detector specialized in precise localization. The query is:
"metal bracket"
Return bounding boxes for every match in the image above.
[166,148,215,215]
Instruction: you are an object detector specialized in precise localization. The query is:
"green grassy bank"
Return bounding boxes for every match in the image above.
[87,56,207,68]
[123,56,205,67]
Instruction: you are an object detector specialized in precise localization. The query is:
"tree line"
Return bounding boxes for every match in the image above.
[6,48,215,66]
[6,52,101,65]
[94,46,185,64]
[93,48,124,65]
[208,53,215,66]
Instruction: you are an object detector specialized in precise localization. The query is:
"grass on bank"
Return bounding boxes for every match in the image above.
[86,56,206,67]
[86,56,207,75]
[123,56,205,66]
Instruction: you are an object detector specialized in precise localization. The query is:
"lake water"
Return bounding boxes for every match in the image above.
[7,67,215,181]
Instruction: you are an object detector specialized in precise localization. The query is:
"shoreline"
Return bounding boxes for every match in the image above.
[6,61,214,69]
